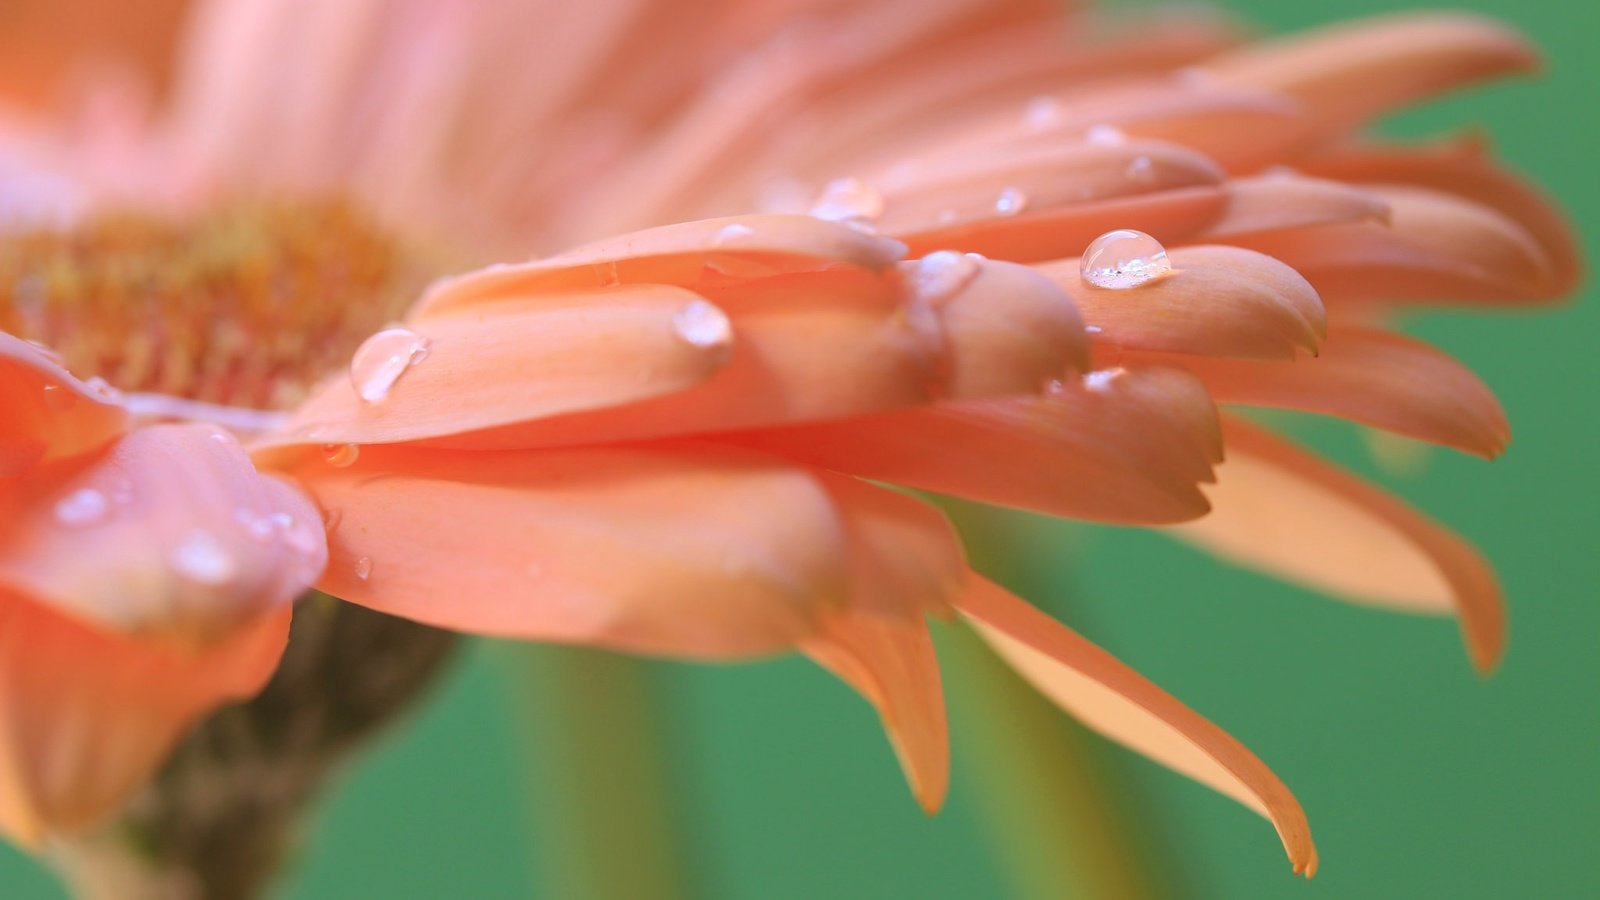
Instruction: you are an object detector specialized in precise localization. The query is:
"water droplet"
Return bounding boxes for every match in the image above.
[208,431,235,444]
[353,556,373,581]
[809,177,884,224]
[1085,324,1104,335]
[349,327,431,403]
[170,530,237,585]
[593,260,622,287]
[83,376,122,401]
[1042,378,1068,397]
[908,251,982,306]
[54,488,109,527]
[321,443,360,468]
[1084,124,1127,146]
[41,384,76,412]
[672,300,732,350]
[1024,95,1061,130]
[1084,368,1125,392]
[234,508,276,542]
[1125,156,1155,184]
[994,187,1028,217]
[709,223,755,247]
[1080,229,1171,289]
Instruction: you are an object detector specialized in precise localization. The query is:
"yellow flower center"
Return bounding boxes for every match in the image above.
[0,200,432,410]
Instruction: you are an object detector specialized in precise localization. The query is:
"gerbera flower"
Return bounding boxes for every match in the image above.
[0,0,1577,894]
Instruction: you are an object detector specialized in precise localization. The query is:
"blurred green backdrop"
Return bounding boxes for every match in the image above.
[4,0,1596,896]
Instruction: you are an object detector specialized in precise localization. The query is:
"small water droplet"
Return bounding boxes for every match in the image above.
[994,187,1028,217]
[1024,95,1061,130]
[83,376,122,401]
[908,251,982,306]
[709,223,755,247]
[54,488,109,527]
[1042,378,1068,397]
[321,443,360,468]
[170,530,237,585]
[1085,124,1127,146]
[809,177,884,224]
[1080,229,1171,289]
[672,300,732,350]
[234,508,276,542]
[1085,324,1104,335]
[41,384,77,412]
[1125,156,1155,184]
[1084,368,1125,392]
[593,260,622,287]
[349,327,431,403]
[353,556,373,581]
[208,431,235,444]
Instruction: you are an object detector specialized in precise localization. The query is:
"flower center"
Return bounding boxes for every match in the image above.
[0,200,434,410]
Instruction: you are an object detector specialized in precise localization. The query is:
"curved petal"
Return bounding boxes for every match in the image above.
[290,443,852,660]
[728,366,1222,525]
[0,424,325,645]
[1125,328,1510,458]
[1170,417,1504,672]
[0,597,287,845]
[1038,245,1326,359]
[1193,174,1391,240]
[956,574,1317,876]
[0,333,128,476]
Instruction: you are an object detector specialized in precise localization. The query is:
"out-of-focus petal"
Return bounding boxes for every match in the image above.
[0,424,324,645]
[956,574,1317,876]
[728,367,1222,525]
[270,284,734,448]
[1038,246,1326,359]
[1170,417,1504,672]
[0,597,287,845]
[1193,174,1390,239]
[1125,328,1510,458]
[290,443,852,659]
[0,333,128,476]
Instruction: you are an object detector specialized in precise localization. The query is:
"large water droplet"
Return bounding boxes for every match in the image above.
[349,327,431,403]
[321,443,360,468]
[994,187,1028,217]
[170,529,237,585]
[1080,230,1171,289]
[908,251,982,306]
[672,300,732,350]
[54,488,109,527]
[809,177,884,224]
[41,384,77,412]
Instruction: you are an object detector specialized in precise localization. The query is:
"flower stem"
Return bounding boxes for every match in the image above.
[506,646,694,900]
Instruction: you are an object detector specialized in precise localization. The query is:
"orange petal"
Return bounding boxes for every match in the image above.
[1038,245,1326,359]
[1170,416,1504,672]
[1193,174,1391,239]
[728,366,1222,525]
[290,443,852,659]
[0,596,287,845]
[0,333,128,476]
[0,424,324,645]
[270,284,734,449]
[1230,186,1557,307]
[1201,12,1537,138]
[803,608,950,814]
[819,471,968,620]
[413,214,908,316]
[956,574,1317,876]
[1125,328,1509,458]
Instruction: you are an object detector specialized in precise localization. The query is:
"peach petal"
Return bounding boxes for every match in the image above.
[292,443,851,659]
[1193,174,1391,239]
[0,333,128,476]
[1125,328,1510,458]
[0,424,325,644]
[1038,245,1326,359]
[803,609,949,813]
[271,284,734,448]
[1171,417,1504,672]
[819,472,968,620]
[727,366,1222,525]
[956,574,1317,876]
[1201,12,1537,138]
[413,215,908,316]
[0,596,287,844]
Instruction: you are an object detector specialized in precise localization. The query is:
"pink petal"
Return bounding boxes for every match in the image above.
[0,333,128,477]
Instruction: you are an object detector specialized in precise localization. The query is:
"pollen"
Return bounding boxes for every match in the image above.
[0,200,431,409]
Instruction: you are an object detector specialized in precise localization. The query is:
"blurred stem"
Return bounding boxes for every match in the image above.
[509,646,692,900]
[943,500,1172,900]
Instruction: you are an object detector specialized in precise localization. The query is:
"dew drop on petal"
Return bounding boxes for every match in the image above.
[709,223,755,248]
[349,327,431,403]
[908,251,982,306]
[234,508,276,542]
[170,529,237,586]
[54,488,109,527]
[1084,368,1126,392]
[672,300,732,350]
[994,187,1028,217]
[1081,229,1171,289]
[1085,124,1127,146]
[41,384,77,412]
[593,260,622,287]
[353,556,373,581]
[1125,156,1155,184]
[1024,95,1061,130]
[809,177,884,224]
[321,443,360,468]
[83,376,122,401]
[1085,324,1104,335]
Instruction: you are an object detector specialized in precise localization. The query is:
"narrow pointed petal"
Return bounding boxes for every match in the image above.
[728,366,1222,525]
[0,598,287,844]
[1201,12,1538,138]
[272,285,734,449]
[0,424,325,645]
[1125,328,1510,458]
[1171,417,1504,672]
[290,443,852,659]
[955,574,1317,876]
[0,333,128,476]
[1195,175,1391,239]
[1038,246,1326,359]
[804,609,950,813]
[414,215,908,315]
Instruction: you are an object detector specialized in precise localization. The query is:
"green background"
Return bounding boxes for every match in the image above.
[4,0,1596,896]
